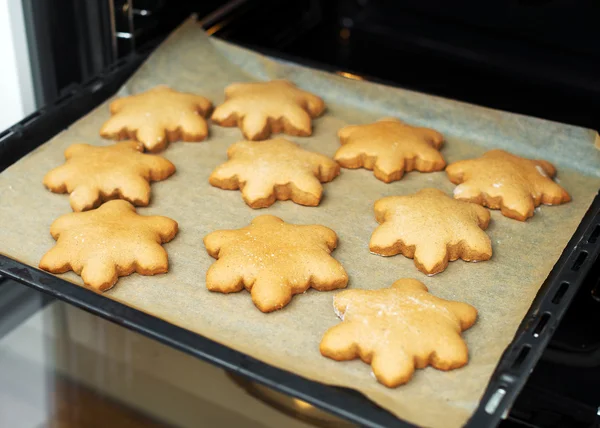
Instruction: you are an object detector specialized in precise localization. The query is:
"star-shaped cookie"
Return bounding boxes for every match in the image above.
[334,118,445,183]
[209,138,340,208]
[43,141,175,212]
[320,279,477,387]
[211,80,325,140]
[370,188,492,275]
[39,200,178,291]
[203,215,348,312]
[100,85,213,152]
[446,149,571,221]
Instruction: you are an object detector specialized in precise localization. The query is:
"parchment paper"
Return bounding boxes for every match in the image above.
[2,17,600,428]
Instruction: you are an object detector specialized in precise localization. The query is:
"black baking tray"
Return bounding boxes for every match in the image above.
[1,21,600,428]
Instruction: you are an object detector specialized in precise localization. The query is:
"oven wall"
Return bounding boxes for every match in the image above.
[15,0,224,118]
[5,0,600,132]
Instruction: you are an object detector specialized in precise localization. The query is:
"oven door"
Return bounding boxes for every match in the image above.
[0,277,352,428]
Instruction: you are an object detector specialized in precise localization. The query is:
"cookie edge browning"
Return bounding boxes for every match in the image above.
[39,201,178,292]
[446,153,571,221]
[208,141,341,208]
[99,87,213,152]
[369,192,493,275]
[203,216,348,313]
[370,239,492,276]
[209,176,326,209]
[212,113,317,141]
[42,141,176,212]
[335,120,446,183]
[211,80,326,141]
[100,127,210,153]
[320,279,478,387]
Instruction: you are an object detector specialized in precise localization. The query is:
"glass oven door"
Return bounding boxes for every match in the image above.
[0,279,349,428]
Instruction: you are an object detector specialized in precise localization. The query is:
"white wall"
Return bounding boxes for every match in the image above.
[0,0,35,131]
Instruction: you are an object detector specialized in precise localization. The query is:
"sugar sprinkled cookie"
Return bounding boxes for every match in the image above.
[43,141,175,212]
[446,149,571,221]
[203,215,348,313]
[320,278,477,387]
[39,200,178,291]
[370,188,492,275]
[209,138,340,208]
[100,85,213,152]
[211,80,325,140]
[334,117,445,183]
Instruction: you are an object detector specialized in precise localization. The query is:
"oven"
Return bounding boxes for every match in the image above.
[1,1,600,427]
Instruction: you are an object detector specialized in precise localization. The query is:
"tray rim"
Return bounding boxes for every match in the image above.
[1,18,600,428]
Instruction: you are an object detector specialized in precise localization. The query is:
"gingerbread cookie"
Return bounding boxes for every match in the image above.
[370,188,492,275]
[446,149,571,221]
[43,141,175,212]
[335,118,445,183]
[320,278,477,387]
[100,85,213,152]
[203,215,348,312]
[209,138,340,208]
[39,200,178,291]
[211,80,325,140]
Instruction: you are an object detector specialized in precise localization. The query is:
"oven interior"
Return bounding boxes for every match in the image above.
[25,0,600,129]
[6,1,600,427]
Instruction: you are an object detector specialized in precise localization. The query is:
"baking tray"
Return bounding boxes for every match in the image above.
[1,30,600,428]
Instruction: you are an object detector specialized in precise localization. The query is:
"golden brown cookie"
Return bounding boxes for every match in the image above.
[39,200,178,291]
[211,80,325,140]
[335,118,445,183]
[209,138,340,208]
[446,149,571,221]
[100,85,213,152]
[43,141,175,212]
[320,278,477,388]
[203,215,348,312]
[370,188,492,275]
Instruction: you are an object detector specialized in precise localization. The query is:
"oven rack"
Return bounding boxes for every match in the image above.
[1,28,599,428]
